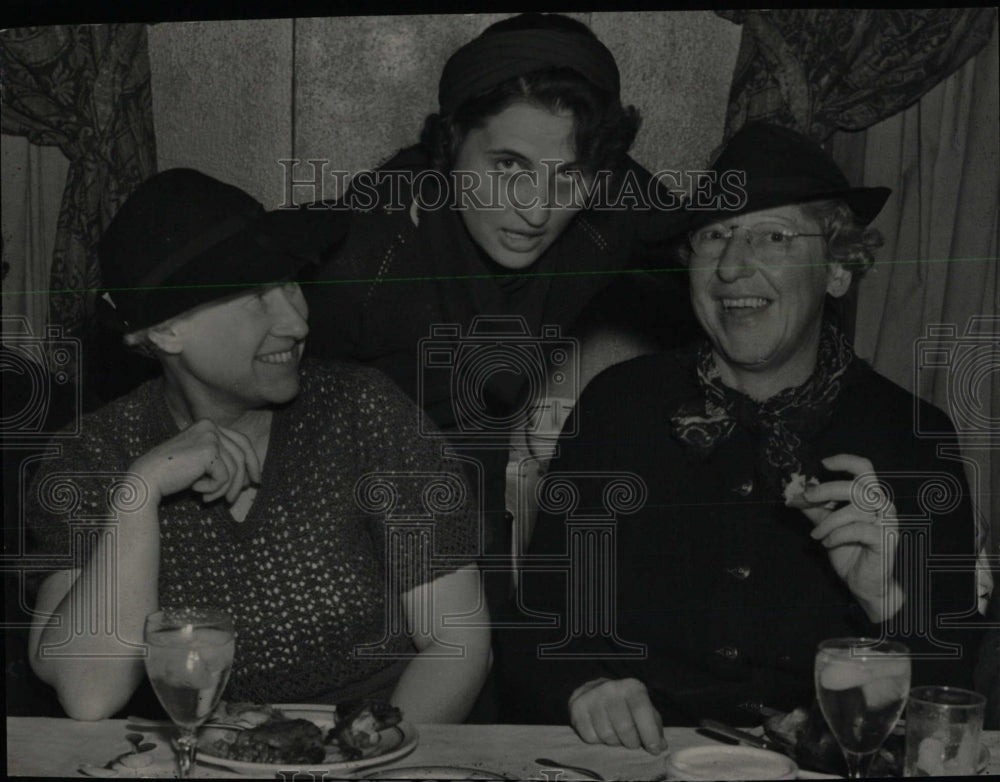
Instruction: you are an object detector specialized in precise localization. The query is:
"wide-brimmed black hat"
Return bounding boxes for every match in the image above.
[97,168,348,332]
[684,122,891,231]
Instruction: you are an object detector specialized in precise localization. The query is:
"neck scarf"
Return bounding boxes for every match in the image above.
[670,321,856,494]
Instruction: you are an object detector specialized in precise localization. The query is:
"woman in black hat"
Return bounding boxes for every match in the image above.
[24,169,490,723]
[499,123,980,747]
[302,13,697,616]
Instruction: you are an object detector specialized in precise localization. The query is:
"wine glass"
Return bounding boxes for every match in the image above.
[144,608,235,778]
[814,637,910,779]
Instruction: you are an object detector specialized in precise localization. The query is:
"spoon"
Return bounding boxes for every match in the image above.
[535,757,606,781]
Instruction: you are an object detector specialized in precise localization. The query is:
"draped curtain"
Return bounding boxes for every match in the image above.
[0,138,70,337]
[716,9,996,143]
[0,24,157,375]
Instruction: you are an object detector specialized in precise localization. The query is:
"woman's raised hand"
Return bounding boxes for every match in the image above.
[130,420,262,505]
[569,677,665,754]
[799,454,903,622]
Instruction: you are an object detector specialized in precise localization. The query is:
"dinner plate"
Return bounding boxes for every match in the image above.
[197,703,418,776]
[362,766,508,780]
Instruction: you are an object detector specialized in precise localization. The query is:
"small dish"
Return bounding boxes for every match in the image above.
[662,745,798,780]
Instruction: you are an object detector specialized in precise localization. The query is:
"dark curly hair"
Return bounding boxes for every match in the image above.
[421,14,640,174]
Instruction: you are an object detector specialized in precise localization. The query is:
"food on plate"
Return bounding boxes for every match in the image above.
[224,718,326,764]
[764,701,904,776]
[204,699,404,765]
[331,699,403,757]
[211,700,286,728]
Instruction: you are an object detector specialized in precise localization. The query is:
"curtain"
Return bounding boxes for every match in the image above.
[833,21,999,609]
[0,137,70,341]
[0,25,157,373]
[716,9,996,143]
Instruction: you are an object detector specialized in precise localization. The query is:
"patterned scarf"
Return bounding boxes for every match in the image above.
[670,322,856,495]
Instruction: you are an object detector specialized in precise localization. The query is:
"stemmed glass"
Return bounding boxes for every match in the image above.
[814,637,910,779]
[144,608,235,778]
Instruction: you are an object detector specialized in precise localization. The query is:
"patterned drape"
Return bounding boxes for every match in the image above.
[716,9,996,143]
[0,24,157,355]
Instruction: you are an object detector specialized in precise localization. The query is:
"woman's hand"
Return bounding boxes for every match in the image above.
[130,419,262,505]
[800,454,903,622]
[569,677,665,754]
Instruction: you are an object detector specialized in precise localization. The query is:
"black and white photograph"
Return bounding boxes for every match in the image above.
[2,5,998,779]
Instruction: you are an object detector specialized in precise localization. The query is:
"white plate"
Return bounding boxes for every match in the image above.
[197,703,418,776]
[362,766,508,780]
[663,745,798,780]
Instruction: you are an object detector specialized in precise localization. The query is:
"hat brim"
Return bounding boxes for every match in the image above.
[682,185,891,235]
[105,207,347,332]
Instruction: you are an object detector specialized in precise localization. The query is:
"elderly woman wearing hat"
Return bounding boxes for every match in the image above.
[25,169,490,722]
[302,13,697,615]
[498,123,981,749]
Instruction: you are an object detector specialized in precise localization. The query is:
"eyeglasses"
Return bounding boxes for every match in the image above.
[689,222,826,260]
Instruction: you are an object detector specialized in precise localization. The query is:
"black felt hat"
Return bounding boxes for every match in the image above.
[685,122,891,231]
[97,169,347,332]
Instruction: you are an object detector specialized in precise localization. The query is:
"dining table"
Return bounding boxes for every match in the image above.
[7,716,1000,780]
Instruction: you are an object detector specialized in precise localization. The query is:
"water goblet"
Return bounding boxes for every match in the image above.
[144,607,235,778]
[814,637,910,779]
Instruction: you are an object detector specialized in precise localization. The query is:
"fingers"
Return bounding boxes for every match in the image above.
[624,686,666,753]
[218,426,263,484]
[215,430,255,504]
[204,443,240,503]
[804,455,885,518]
[588,701,624,747]
[821,453,874,477]
[802,479,853,506]
[191,446,233,501]
[820,521,886,550]
[810,504,871,540]
[569,678,665,754]
[191,424,262,505]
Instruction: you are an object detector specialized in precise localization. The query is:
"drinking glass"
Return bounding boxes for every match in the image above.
[144,608,235,778]
[904,686,986,776]
[814,637,910,779]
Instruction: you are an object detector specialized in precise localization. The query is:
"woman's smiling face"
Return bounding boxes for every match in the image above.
[688,204,852,396]
[451,101,590,270]
[166,283,310,413]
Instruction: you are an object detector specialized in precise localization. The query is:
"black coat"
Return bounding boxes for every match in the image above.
[497,348,982,726]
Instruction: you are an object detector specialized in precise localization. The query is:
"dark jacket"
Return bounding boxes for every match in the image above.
[301,145,696,434]
[498,348,982,726]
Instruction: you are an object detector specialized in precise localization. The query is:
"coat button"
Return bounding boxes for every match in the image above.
[726,565,752,580]
[733,479,754,496]
[715,646,740,660]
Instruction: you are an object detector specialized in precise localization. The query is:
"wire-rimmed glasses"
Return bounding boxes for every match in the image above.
[689,222,826,260]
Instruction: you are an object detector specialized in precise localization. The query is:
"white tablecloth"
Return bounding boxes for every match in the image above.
[6,717,1000,779]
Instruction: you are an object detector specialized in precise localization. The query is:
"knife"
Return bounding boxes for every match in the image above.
[698,719,781,751]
